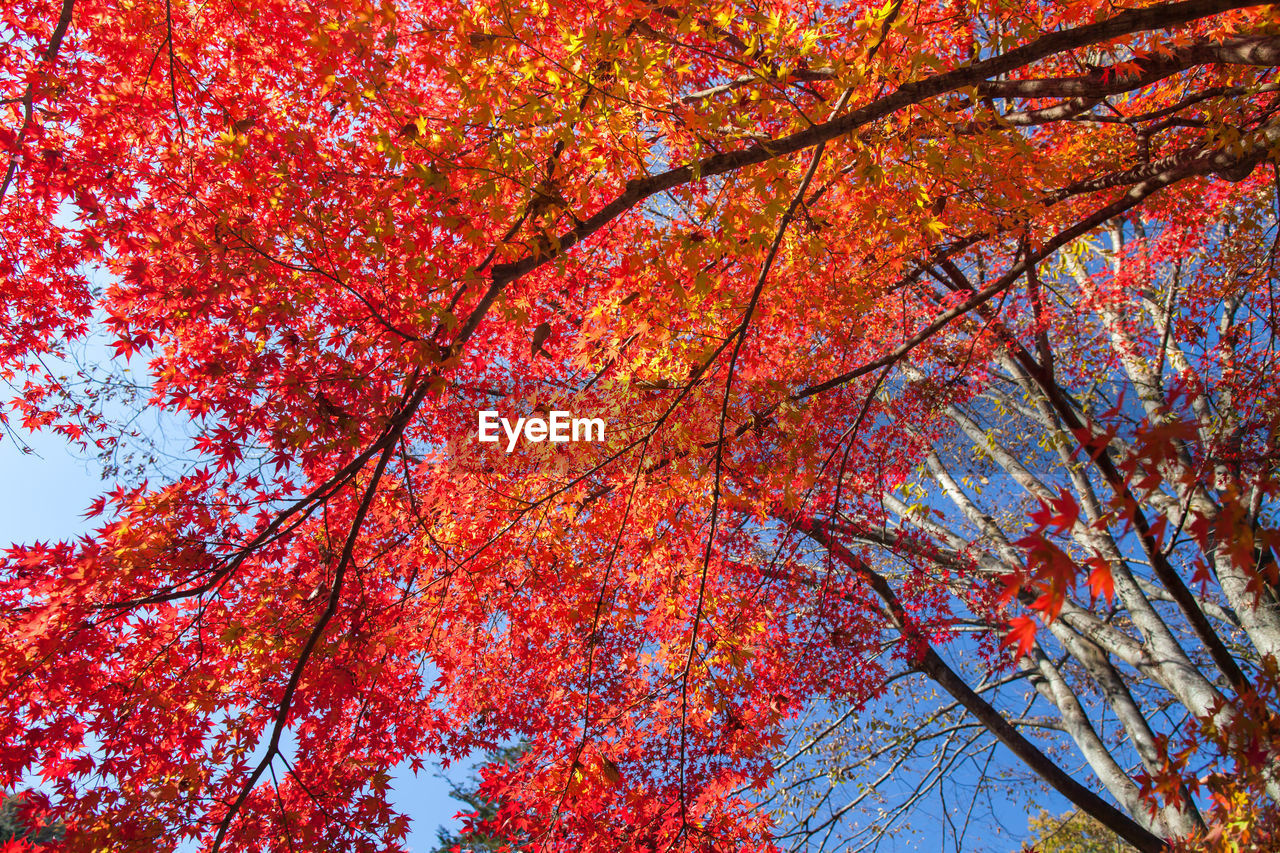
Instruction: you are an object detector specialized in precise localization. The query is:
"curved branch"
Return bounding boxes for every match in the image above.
[787,514,1167,853]
[980,35,1280,100]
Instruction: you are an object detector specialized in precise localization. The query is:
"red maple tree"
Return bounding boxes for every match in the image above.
[3,0,1279,850]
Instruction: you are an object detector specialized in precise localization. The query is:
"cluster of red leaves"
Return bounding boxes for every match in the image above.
[2,0,1279,850]
[1157,658,1280,853]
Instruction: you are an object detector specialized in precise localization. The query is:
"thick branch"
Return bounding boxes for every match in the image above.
[789,515,1166,853]
[980,35,1280,100]
[489,0,1266,285]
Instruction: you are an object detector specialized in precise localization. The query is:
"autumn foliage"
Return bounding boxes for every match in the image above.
[3,0,1280,850]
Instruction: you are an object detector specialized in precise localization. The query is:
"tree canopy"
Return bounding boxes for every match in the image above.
[2,0,1280,850]
[1022,810,1130,853]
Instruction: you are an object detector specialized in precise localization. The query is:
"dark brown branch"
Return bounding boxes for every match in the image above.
[0,0,76,203]
[209,402,413,852]
[980,35,1280,100]
[793,118,1280,401]
[934,253,1258,697]
[488,0,1266,287]
[790,515,1167,853]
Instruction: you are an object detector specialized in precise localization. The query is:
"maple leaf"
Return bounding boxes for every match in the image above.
[1002,616,1038,660]
[1086,560,1115,605]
